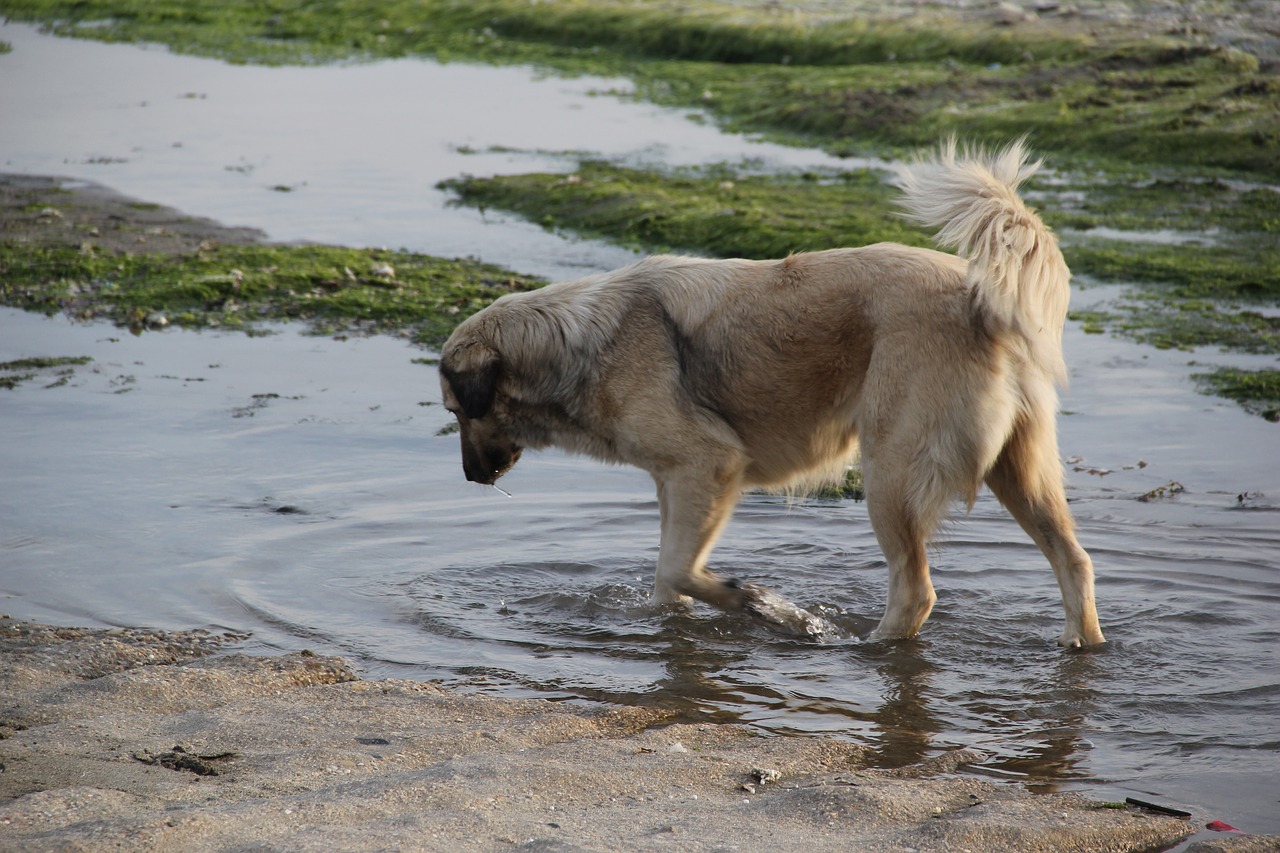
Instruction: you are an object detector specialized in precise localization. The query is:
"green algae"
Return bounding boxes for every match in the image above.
[1055,175,1280,235]
[1067,296,1280,354]
[0,0,1094,67]
[452,0,1094,67]
[0,355,92,370]
[1193,367,1280,421]
[1066,242,1279,304]
[0,355,93,390]
[0,242,541,346]
[443,162,928,258]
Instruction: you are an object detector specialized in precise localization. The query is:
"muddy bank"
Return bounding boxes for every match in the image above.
[0,173,267,256]
[0,617,1245,853]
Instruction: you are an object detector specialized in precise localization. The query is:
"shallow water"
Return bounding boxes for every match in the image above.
[1,24,1278,839]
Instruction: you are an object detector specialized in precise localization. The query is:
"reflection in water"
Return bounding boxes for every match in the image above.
[652,628,753,722]
[868,646,944,769]
[982,651,1105,792]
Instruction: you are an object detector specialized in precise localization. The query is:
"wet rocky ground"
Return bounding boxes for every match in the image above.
[0,173,267,256]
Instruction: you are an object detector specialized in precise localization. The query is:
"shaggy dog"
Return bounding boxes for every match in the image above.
[439,140,1105,647]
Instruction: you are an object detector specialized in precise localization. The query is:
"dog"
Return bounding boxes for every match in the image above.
[439,139,1106,647]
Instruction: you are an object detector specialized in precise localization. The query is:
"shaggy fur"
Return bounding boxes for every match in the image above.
[439,139,1105,647]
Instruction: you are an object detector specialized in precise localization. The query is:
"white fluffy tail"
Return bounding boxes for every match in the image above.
[896,138,1070,383]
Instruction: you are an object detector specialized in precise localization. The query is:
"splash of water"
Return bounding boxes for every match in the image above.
[743,584,841,641]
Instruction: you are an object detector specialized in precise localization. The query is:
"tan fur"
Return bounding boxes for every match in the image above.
[439,140,1105,647]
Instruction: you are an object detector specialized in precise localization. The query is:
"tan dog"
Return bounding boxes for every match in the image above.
[440,140,1105,647]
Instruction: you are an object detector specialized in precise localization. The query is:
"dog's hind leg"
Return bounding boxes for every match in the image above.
[985,414,1106,648]
[652,469,750,610]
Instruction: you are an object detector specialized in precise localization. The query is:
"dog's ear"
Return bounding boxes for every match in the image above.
[442,344,500,420]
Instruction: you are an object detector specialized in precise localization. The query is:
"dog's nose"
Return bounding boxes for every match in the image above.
[462,446,521,485]
[462,457,497,485]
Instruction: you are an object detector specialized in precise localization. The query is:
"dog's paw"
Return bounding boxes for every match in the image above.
[1057,627,1106,649]
[736,581,836,640]
[866,625,919,643]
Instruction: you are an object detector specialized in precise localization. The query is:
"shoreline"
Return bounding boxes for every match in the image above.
[1,616,1238,853]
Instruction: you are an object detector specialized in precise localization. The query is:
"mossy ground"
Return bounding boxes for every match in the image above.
[0,242,541,346]
[1193,367,1280,421]
[443,162,929,258]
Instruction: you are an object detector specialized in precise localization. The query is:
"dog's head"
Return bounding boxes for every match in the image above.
[439,337,523,485]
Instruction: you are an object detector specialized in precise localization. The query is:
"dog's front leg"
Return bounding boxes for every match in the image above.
[652,471,836,639]
[652,471,749,610]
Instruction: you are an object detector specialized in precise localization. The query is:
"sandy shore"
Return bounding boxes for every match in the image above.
[6,616,1264,853]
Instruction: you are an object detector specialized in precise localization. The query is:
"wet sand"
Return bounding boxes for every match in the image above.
[0,617,1225,853]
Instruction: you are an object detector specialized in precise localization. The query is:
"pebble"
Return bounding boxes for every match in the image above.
[752,767,781,785]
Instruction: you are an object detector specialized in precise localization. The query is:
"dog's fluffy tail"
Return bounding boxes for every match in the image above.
[896,137,1070,383]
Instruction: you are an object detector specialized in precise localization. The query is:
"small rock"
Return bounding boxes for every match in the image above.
[751,767,781,785]
[993,2,1036,24]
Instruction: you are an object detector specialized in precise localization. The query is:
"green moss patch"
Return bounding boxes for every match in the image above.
[1067,241,1279,303]
[0,243,541,346]
[0,0,1094,67]
[1052,176,1280,235]
[1069,297,1280,354]
[1193,367,1280,421]
[443,162,928,258]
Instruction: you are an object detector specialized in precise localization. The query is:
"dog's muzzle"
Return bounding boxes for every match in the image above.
[462,443,522,485]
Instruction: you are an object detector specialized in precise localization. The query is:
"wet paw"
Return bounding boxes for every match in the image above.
[736,581,836,640]
[1058,628,1106,648]
[867,625,919,643]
